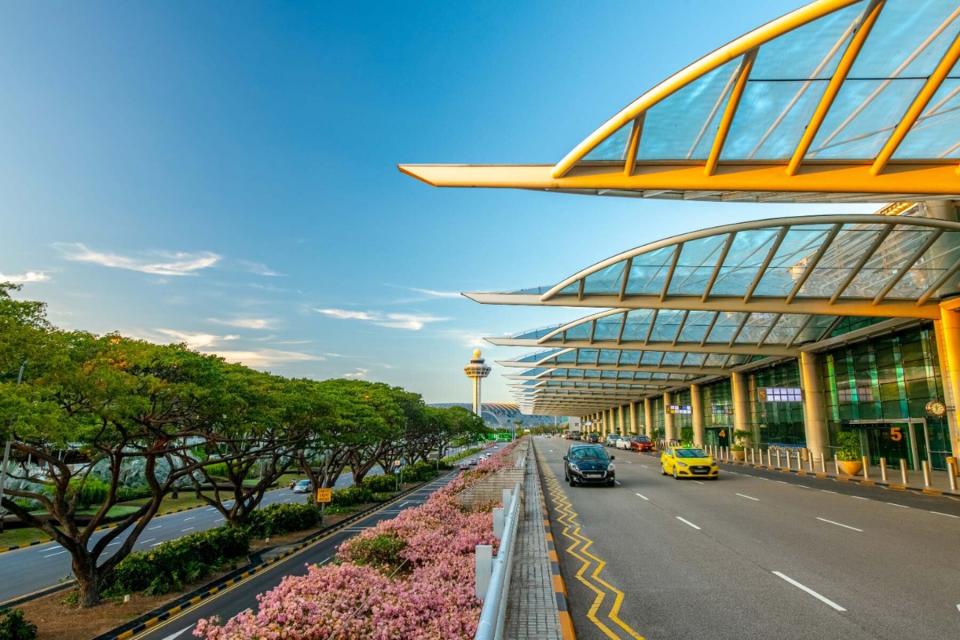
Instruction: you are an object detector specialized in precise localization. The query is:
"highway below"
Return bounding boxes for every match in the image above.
[135,471,458,640]
[535,437,960,640]
[0,472,367,604]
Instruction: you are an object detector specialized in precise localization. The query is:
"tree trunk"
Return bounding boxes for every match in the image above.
[72,552,100,608]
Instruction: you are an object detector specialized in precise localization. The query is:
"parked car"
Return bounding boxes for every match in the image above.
[563,444,615,487]
[660,446,718,480]
[604,434,619,447]
[586,432,600,443]
[629,435,655,452]
[292,479,313,493]
[615,436,632,450]
[570,432,582,441]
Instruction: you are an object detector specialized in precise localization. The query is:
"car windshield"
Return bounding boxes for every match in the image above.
[634,437,649,442]
[295,480,310,486]
[675,448,707,458]
[569,446,609,462]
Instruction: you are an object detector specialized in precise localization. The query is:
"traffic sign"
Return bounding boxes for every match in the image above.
[315,488,332,503]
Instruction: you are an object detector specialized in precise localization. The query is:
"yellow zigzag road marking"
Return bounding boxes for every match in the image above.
[540,455,645,640]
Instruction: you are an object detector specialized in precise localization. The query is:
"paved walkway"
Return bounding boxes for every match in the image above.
[505,448,562,640]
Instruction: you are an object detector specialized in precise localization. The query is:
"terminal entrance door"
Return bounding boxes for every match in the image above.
[844,420,928,471]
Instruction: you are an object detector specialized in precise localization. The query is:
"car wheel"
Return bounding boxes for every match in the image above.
[673,466,679,480]
[660,464,667,476]
[607,478,615,487]
[570,476,578,487]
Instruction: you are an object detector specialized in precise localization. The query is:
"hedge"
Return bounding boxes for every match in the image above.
[330,486,374,508]
[0,609,37,640]
[106,526,250,596]
[245,503,321,538]
[361,474,397,494]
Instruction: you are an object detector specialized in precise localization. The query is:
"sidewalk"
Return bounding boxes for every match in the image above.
[717,453,960,497]
[504,445,564,640]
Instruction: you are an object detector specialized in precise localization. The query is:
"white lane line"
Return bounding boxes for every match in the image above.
[183,516,195,521]
[816,517,863,532]
[736,493,759,501]
[772,571,846,612]
[151,542,164,547]
[205,507,217,512]
[42,550,68,558]
[691,480,704,485]
[640,464,649,469]
[160,625,194,640]
[775,480,789,485]
[796,485,812,489]
[615,480,622,486]
[318,556,332,566]
[886,502,909,509]
[181,527,194,532]
[676,516,701,530]
[148,525,162,531]
[635,493,649,501]
[930,510,960,519]
[37,545,58,552]
[398,501,411,508]
[107,541,121,547]
[140,538,155,544]
[851,495,869,501]
[821,490,838,494]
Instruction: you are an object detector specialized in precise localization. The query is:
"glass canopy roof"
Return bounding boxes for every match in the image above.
[400,0,960,202]
[468,214,960,320]
[501,347,749,374]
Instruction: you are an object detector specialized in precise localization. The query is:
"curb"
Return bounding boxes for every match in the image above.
[92,473,452,640]
[533,448,575,640]
[718,459,959,498]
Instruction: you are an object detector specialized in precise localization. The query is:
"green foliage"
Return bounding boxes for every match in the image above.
[245,503,322,538]
[106,526,250,595]
[403,461,438,483]
[116,485,152,502]
[67,476,109,508]
[371,492,394,502]
[835,431,862,461]
[346,532,407,573]
[361,474,398,494]
[0,609,37,640]
[330,486,374,508]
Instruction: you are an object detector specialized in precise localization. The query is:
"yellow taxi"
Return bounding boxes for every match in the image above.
[660,446,719,480]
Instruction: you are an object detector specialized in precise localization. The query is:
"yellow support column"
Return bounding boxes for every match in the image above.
[617,405,625,434]
[691,383,705,448]
[629,401,638,435]
[936,303,960,458]
[644,398,654,438]
[664,391,676,443]
[731,371,752,444]
[799,351,831,462]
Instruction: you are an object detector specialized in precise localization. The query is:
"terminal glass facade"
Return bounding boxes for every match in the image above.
[821,324,950,469]
[652,396,665,439]
[673,388,692,442]
[747,361,805,446]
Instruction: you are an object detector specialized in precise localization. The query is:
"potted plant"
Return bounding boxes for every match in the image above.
[730,429,751,462]
[835,431,863,476]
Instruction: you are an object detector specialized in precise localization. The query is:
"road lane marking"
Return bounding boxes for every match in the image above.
[930,510,960,519]
[42,550,68,558]
[821,490,838,494]
[691,480,704,485]
[37,545,58,552]
[148,525,162,531]
[635,493,649,501]
[796,485,812,489]
[816,517,863,532]
[775,480,788,485]
[851,496,869,501]
[676,516,701,530]
[183,516,195,521]
[161,625,194,640]
[107,541,121,547]
[886,502,909,508]
[318,556,332,566]
[141,538,156,544]
[180,527,194,532]
[151,542,164,547]
[772,571,846,612]
[736,493,759,501]
[615,480,622,486]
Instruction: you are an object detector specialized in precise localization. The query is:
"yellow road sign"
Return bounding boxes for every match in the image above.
[315,488,332,504]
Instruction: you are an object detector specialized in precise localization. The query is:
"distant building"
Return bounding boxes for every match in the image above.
[432,402,561,429]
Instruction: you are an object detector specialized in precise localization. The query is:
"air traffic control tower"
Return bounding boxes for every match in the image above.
[463,349,491,417]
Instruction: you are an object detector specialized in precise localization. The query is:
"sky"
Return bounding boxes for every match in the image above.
[0,1,878,405]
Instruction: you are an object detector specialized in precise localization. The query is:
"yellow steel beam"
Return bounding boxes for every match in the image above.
[705,50,756,176]
[550,0,862,178]
[398,162,960,198]
[787,0,885,176]
[872,31,960,176]
[623,116,643,176]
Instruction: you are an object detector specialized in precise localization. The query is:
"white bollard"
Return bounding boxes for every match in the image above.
[922,460,932,487]
[879,457,888,483]
[795,451,802,471]
[806,450,814,473]
[819,454,826,474]
[475,544,492,600]
[948,460,958,492]
[862,456,870,481]
[900,458,908,484]
[492,507,504,540]
[834,456,840,476]
[775,450,782,469]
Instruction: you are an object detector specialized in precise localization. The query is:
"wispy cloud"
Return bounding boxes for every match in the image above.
[206,348,323,368]
[342,368,369,379]
[237,260,283,277]
[55,243,220,276]
[0,271,50,284]
[208,317,275,330]
[315,308,448,331]
[439,329,489,348]
[155,329,239,349]
[405,287,461,299]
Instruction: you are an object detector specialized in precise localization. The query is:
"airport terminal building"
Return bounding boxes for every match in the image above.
[402,0,960,472]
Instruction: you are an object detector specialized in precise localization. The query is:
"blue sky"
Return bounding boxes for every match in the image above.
[0,1,876,404]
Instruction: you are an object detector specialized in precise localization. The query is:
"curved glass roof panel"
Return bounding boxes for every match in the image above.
[402,0,960,201]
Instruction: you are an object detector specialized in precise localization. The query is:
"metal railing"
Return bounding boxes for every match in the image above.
[474,481,522,640]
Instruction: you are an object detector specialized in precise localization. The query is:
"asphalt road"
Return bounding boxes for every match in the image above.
[0,471,367,604]
[135,471,460,640]
[536,437,960,640]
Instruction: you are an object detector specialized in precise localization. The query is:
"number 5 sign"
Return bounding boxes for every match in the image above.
[889,426,903,442]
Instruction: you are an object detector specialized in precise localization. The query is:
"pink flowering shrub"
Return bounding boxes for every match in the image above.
[195,442,518,640]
